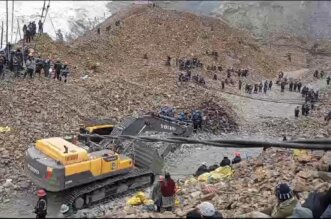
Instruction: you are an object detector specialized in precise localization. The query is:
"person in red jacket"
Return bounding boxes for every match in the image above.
[160,172,176,211]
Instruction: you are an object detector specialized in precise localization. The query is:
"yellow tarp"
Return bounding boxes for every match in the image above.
[197,166,234,183]
[293,149,308,157]
[0,126,11,133]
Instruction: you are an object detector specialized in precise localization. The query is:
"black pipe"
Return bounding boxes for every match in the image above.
[79,134,331,150]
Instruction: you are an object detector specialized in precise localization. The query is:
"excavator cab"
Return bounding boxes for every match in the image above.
[78,119,115,144]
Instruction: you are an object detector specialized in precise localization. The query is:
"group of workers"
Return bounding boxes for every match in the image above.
[159,106,203,133]
[22,20,43,43]
[0,47,70,82]
[244,80,273,94]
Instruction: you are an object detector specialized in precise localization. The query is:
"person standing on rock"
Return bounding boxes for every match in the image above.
[269,80,273,90]
[259,82,263,93]
[263,83,267,94]
[34,189,47,219]
[26,28,31,43]
[221,81,225,90]
[289,81,293,91]
[321,70,325,79]
[295,106,300,118]
[297,82,302,92]
[43,58,51,78]
[238,80,242,90]
[60,62,70,83]
[281,81,285,92]
[254,84,258,94]
[151,176,164,212]
[192,110,203,133]
[54,58,62,80]
[293,81,297,92]
[24,55,35,79]
[38,20,43,34]
[160,172,176,212]
[327,76,331,85]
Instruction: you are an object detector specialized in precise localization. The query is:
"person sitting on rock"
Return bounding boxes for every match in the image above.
[220,156,231,167]
[262,183,298,218]
[232,152,242,165]
[160,172,176,211]
[186,201,223,219]
[208,164,219,172]
[194,162,209,177]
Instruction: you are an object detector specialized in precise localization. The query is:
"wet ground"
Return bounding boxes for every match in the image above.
[0,68,328,218]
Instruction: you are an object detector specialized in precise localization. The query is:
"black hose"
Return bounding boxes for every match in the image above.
[79,133,331,150]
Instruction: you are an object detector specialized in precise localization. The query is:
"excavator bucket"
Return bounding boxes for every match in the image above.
[99,114,193,174]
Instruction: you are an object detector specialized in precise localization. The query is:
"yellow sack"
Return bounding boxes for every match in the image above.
[127,197,142,206]
[127,192,146,206]
[184,177,198,186]
[143,199,154,205]
[198,172,211,182]
[0,126,11,133]
[135,191,146,202]
[175,197,180,206]
[213,166,234,178]
[293,149,308,157]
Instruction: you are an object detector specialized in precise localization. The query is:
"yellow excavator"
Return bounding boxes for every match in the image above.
[25,114,193,210]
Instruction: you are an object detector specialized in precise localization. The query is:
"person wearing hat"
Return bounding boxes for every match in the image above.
[232,152,242,165]
[160,172,176,211]
[34,189,47,219]
[263,183,298,218]
[186,201,223,219]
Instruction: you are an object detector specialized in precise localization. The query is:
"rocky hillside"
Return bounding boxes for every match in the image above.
[1,4,279,194]
[156,1,331,40]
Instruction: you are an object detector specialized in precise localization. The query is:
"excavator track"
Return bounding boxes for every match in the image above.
[63,168,154,210]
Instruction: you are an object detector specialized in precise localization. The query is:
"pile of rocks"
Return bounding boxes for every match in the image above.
[99,148,331,218]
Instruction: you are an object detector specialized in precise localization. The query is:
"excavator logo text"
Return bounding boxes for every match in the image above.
[27,164,40,175]
[161,124,176,131]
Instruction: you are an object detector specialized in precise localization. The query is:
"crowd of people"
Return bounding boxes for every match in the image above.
[0,48,70,82]
[0,20,70,83]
